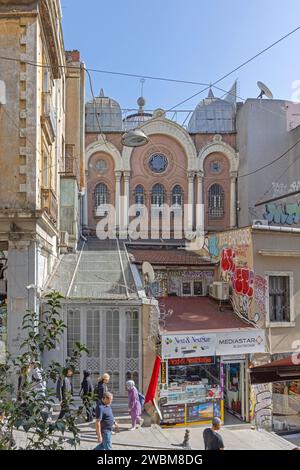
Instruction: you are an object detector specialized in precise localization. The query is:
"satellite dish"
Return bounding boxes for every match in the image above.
[257,81,273,99]
[122,128,149,147]
[142,261,155,284]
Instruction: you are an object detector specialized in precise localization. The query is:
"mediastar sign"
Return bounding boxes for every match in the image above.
[216,330,266,355]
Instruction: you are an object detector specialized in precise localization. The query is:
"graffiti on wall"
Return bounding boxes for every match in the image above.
[264,203,300,225]
[221,248,254,298]
[254,275,267,323]
[208,230,251,259]
[218,228,251,249]
[250,384,272,430]
[272,180,300,198]
[208,234,219,257]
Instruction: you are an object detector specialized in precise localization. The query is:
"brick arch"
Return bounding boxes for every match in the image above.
[86,137,123,172]
[203,152,231,230]
[122,117,197,172]
[198,137,238,173]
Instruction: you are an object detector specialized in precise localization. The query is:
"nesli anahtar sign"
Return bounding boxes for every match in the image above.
[161,334,216,359]
[216,330,266,355]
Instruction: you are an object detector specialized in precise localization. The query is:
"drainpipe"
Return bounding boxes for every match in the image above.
[235,173,239,228]
[79,62,86,238]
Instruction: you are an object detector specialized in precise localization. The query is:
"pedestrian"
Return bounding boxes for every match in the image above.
[80,370,93,422]
[17,364,31,403]
[31,361,47,397]
[203,417,225,450]
[95,392,114,450]
[31,360,52,421]
[56,367,73,420]
[126,380,143,431]
[96,373,110,403]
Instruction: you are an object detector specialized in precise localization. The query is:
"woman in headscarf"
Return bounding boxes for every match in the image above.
[96,373,110,403]
[126,380,143,431]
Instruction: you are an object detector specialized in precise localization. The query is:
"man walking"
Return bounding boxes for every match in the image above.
[95,392,114,450]
[56,367,73,420]
[203,417,225,450]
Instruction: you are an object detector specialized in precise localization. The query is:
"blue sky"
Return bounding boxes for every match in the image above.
[61,0,300,112]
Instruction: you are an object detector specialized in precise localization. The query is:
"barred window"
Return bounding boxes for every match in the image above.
[269,276,290,322]
[134,185,145,205]
[151,183,165,206]
[172,185,183,206]
[208,184,225,218]
[94,183,108,209]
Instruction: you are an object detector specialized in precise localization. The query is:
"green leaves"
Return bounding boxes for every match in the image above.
[0,291,87,450]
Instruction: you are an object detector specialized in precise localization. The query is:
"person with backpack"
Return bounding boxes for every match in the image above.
[80,370,93,422]
[126,380,144,431]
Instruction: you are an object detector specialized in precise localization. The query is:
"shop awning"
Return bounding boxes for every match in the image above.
[250,355,300,384]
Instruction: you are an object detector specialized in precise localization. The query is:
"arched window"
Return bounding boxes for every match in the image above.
[151,184,165,207]
[134,185,145,205]
[208,184,225,218]
[94,183,108,209]
[172,185,183,206]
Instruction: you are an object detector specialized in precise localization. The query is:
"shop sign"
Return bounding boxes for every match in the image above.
[162,333,216,359]
[161,362,167,384]
[168,356,215,366]
[216,330,266,355]
[221,354,246,363]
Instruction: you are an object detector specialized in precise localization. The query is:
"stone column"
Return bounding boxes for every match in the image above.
[82,174,89,228]
[230,171,237,228]
[196,171,204,232]
[187,171,195,235]
[115,171,122,230]
[123,171,130,234]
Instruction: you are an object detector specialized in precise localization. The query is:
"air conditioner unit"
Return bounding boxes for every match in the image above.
[253,219,268,226]
[60,231,69,246]
[209,281,230,300]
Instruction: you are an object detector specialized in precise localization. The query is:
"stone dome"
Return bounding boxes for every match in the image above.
[85,89,123,133]
[188,82,237,133]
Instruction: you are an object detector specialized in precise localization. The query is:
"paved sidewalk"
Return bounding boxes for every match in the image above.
[13,420,296,450]
[78,421,295,450]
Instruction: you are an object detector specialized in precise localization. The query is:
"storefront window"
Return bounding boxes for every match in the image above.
[273,381,300,432]
[169,362,220,386]
[182,282,191,296]
[194,281,203,296]
[160,357,223,425]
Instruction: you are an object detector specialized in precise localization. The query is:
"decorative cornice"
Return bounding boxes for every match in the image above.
[39,0,64,79]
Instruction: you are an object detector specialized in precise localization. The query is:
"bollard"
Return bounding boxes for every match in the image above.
[181,429,191,449]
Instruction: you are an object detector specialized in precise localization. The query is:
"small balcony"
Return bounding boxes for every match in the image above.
[41,188,58,224]
[41,91,56,144]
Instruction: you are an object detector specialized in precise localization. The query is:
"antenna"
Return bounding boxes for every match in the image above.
[257,81,273,99]
[140,77,145,97]
[142,261,155,284]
